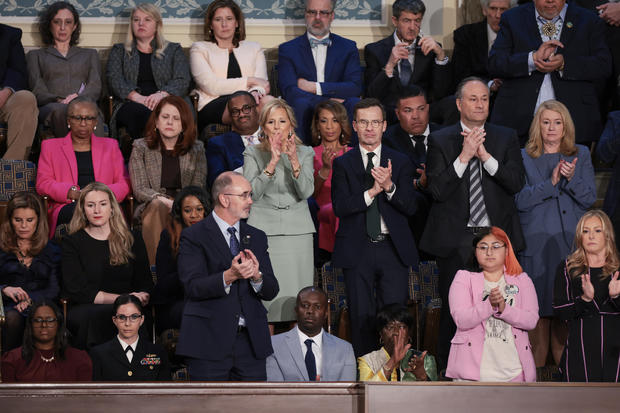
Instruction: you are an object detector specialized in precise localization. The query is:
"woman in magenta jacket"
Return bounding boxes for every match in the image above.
[446,226,539,382]
[36,97,130,237]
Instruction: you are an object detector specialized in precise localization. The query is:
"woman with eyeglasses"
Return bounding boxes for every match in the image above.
[26,1,104,137]
[61,182,152,350]
[0,192,60,353]
[446,226,539,382]
[36,96,131,237]
[190,0,273,133]
[515,100,596,368]
[89,294,171,381]
[129,96,207,267]
[358,304,437,382]
[243,98,315,326]
[553,210,620,382]
[151,186,210,333]
[1,300,92,382]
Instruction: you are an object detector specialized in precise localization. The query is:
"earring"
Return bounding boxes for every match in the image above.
[67,124,71,129]
[318,134,322,141]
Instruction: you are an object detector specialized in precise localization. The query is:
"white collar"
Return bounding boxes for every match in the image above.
[297,327,324,349]
[117,335,139,352]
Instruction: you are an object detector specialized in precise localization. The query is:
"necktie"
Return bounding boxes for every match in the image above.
[400,57,412,86]
[125,346,133,363]
[304,339,317,381]
[365,152,381,239]
[411,134,426,162]
[228,227,240,256]
[309,37,332,48]
[468,158,488,226]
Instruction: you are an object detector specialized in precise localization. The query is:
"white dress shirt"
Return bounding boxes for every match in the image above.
[388,31,449,79]
[234,127,262,174]
[298,328,323,379]
[527,4,568,114]
[360,144,395,234]
[118,336,139,363]
[452,122,497,227]
[212,210,263,326]
[410,125,430,148]
[308,32,329,95]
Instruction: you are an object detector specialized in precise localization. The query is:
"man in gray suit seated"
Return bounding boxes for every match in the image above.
[266,287,356,381]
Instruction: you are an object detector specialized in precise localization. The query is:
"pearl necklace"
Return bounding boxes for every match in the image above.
[40,352,55,363]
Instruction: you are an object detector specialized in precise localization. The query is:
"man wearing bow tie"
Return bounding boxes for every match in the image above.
[383,85,443,258]
[364,0,451,125]
[278,0,362,144]
[206,91,261,188]
[488,0,612,145]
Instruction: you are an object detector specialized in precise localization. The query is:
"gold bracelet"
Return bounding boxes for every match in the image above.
[263,169,275,177]
[317,169,329,180]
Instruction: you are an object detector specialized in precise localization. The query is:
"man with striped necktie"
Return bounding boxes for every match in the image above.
[420,77,525,372]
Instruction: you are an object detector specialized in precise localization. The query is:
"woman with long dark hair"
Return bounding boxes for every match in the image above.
[1,300,92,381]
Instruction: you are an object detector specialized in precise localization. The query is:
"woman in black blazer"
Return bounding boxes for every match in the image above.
[89,294,171,381]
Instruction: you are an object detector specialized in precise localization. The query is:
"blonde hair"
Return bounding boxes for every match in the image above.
[258,98,303,151]
[567,210,620,279]
[525,100,577,158]
[68,182,134,266]
[124,3,169,59]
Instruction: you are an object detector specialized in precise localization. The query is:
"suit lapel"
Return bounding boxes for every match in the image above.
[286,327,309,380]
[91,135,103,182]
[111,339,131,368]
[146,148,162,191]
[395,126,418,166]
[478,22,489,63]
[472,272,486,305]
[324,34,336,82]
[179,150,192,188]
[130,337,147,368]
[347,146,366,188]
[319,331,331,380]
[559,4,576,47]
[205,214,234,262]
[300,35,317,82]
[524,4,543,48]
[61,135,78,183]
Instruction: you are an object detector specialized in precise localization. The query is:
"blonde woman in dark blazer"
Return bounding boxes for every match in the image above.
[106,3,190,140]
[129,96,207,266]
[244,98,315,323]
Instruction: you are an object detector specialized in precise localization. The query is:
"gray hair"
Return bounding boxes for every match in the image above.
[393,0,426,19]
[480,0,517,9]
[305,0,336,11]
[67,96,98,116]
[455,76,489,100]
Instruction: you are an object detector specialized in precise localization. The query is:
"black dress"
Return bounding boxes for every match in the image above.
[553,262,620,382]
[61,229,153,350]
[151,229,184,333]
[0,242,61,351]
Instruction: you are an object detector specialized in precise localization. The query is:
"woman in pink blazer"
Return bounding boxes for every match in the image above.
[36,97,130,237]
[446,226,539,382]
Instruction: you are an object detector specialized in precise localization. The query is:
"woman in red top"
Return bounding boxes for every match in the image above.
[1,300,92,382]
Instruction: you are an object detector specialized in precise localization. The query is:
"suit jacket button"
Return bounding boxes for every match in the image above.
[150,366,154,370]
[128,371,133,376]
[562,210,566,214]
[525,346,529,350]
[468,342,471,346]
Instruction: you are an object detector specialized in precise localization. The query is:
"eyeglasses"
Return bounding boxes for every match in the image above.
[383,321,407,332]
[305,9,333,17]
[476,243,506,253]
[230,104,256,117]
[224,192,253,200]
[68,115,97,123]
[33,317,58,326]
[355,119,383,129]
[114,313,143,323]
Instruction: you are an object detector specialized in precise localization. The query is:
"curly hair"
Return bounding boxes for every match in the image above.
[38,1,81,46]
[204,0,246,47]
[0,192,49,256]
[165,186,210,257]
[143,95,197,157]
[68,182,134,266]
[310,100,352,147]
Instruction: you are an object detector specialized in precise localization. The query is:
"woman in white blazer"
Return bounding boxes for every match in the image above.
[190,0,273,133]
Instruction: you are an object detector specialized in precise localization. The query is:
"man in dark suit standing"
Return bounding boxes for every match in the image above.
[278,0,362,144]
[205,91,261,188]
[383,85,442,256]
[451,0,514,93]
[0,23,38,160]
[364,0,451,125]
[420,77,525,370]
[488,0,612,145]
[332,98,420,357]
[177,171,279,381]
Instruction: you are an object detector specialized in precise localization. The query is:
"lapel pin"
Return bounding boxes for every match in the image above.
[566,22,573,28]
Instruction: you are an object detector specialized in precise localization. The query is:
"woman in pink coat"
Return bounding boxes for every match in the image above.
[446,226,539,382]
[36,97,130,237]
